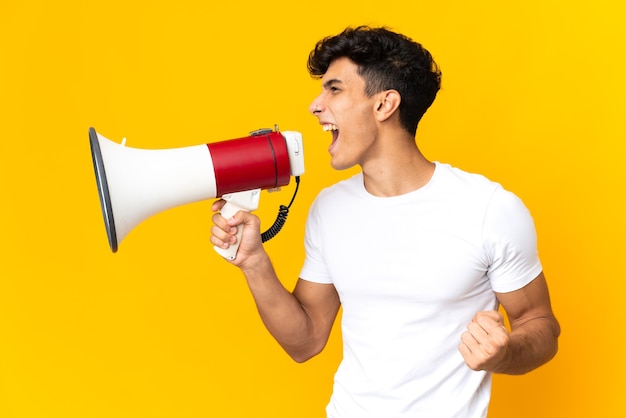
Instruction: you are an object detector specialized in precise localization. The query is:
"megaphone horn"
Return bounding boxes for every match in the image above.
[89,127,304,259]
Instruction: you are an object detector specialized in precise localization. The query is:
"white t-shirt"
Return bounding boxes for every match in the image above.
[299,162,542,418]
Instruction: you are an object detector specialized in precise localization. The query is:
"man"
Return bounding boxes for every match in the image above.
[211,26,560,417]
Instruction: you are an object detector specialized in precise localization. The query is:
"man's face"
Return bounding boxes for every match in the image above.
[309,57,381,170]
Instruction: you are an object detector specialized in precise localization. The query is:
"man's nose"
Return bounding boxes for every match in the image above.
[309,96,323,115]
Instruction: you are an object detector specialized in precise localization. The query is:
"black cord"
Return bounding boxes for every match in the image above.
[261,176,301,243]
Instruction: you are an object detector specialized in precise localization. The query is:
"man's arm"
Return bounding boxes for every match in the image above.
[210,200,341,363]
[459,272,560,374]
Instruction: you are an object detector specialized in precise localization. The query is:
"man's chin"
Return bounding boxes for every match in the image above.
[330,158,355,171]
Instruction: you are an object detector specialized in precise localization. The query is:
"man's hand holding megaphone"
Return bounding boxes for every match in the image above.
[210,199,266,267]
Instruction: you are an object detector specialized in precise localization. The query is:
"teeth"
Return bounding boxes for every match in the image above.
[322,124,338,132]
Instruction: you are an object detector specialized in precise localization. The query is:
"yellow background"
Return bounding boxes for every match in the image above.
[1,0,624,416]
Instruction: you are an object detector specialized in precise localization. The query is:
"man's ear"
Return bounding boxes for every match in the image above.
[374,89,401,122]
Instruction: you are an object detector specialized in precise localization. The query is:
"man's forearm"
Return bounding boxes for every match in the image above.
[239,252,320,362]
[495,316,561,375]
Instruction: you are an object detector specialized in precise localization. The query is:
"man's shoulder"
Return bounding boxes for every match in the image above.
[316,172,363,199]
[435,162,497,186]
[432,162,503,198]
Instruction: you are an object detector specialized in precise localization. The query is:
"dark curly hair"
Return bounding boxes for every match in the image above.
[307,26,442,136]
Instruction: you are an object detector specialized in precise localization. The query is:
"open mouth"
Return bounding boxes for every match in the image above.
[322,123,339,146]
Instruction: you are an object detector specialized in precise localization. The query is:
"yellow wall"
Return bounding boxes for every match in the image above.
[1,1,624,416]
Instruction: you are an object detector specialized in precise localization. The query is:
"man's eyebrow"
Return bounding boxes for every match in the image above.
[322,78,342,89]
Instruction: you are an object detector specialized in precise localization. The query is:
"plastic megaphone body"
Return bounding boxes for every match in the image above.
[89,126,304,260]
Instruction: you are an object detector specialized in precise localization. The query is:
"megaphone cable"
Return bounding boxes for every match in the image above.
[261,176,301,243]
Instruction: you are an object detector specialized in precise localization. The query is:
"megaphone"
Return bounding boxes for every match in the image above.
[89,126,304,259]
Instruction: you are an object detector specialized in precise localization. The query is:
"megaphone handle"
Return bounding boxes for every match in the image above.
[213,223,243,260]
[213,189,261,260]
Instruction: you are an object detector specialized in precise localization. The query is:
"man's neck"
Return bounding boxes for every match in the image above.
[361,141,435,197]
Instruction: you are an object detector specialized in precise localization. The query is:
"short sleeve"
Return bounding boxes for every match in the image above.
[299,197,333,284]
[483,186,543,293]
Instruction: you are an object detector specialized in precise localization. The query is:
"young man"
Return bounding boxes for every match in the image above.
[211,26,560,417]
